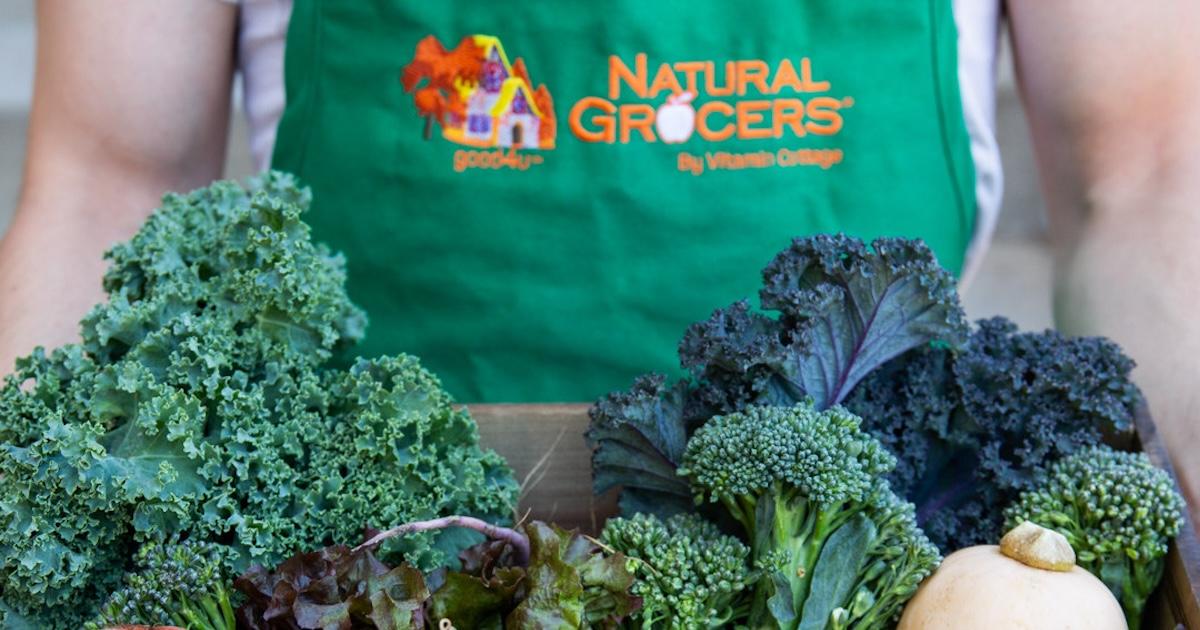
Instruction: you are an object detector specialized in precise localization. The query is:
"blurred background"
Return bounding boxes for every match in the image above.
[0,2,1053,329]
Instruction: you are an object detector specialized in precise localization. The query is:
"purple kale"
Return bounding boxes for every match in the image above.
[587,233,1142,551]
[587,234,970,519]
[585,375,697,517]
[844,317,1141,550]
[681,235,968,412]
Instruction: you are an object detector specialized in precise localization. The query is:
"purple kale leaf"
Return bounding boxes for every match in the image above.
[844,317,1141,550]
[585,375,697,517]
[681,235,969,412]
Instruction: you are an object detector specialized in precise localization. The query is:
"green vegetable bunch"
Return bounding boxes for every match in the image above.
[601,512,751,629]
[1005,445,1186,629]
[0,174,518,627]
[88,539,237,630]
[679,403,940,629]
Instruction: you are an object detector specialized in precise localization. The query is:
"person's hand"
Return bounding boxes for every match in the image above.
[0,0,238,373]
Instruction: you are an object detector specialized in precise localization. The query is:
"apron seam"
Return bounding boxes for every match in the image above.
[290,0,323,176]
[928,0,976,274]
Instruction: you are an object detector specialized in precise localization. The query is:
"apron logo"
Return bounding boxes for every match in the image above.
[401,34,555,172]
[656,92,696,143]
[569,55,851,176]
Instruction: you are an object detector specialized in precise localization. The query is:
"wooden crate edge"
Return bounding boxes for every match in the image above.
[1135,405,1200,628]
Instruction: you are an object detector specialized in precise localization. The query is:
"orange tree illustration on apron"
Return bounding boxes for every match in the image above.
[403,35,555,150]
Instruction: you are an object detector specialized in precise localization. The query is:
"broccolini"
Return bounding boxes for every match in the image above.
[87,539,236,630]
[679,404,940,630]
[1005,445,1185,629]
[601,512,751,629]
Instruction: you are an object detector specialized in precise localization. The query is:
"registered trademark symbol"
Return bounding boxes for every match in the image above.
[842,97,855,107]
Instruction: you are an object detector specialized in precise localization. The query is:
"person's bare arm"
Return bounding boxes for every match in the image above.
[0,0,237,371]
[1007,1,1200,513]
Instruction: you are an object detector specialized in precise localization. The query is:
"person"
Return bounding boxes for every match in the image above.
[1,2,1198,510]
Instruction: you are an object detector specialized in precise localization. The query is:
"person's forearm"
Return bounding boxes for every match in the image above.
[0,0,238,375]
[1055,180,1200,518]
[1,136,229,373]
[1006,0,1200,522]
[0,170,176,372]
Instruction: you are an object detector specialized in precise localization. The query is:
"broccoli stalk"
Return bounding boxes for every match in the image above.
[845,493,944,629]
[1005,445,1186,630]
[679,404,940,630]
[601,512,752,628]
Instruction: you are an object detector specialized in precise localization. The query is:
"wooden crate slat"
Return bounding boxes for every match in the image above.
[469,403,615,530]
[1136,405,1200,628]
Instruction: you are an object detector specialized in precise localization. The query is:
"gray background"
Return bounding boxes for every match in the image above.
[0,2,1054,329]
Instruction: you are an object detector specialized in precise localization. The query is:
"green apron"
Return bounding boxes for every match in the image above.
[272,1,975,402]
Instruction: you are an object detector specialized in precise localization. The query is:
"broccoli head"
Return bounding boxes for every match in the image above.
[87,539,237,630]
[601,512,751,628]
[680,404,939,629]
[1005,445,1185,629]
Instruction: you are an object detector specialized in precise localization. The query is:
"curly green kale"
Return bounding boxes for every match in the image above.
[0,173,517,628]
[601,512,751,628]
[680,404,939,630]
[844,317,1141,550]
[1004,445,1185,629]
[87,539,237,630]
[587,234,969,520]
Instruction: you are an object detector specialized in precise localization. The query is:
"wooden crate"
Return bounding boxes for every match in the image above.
[471,404,615,531]
[470,403,1200,629]
[1133,406,1200,629]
